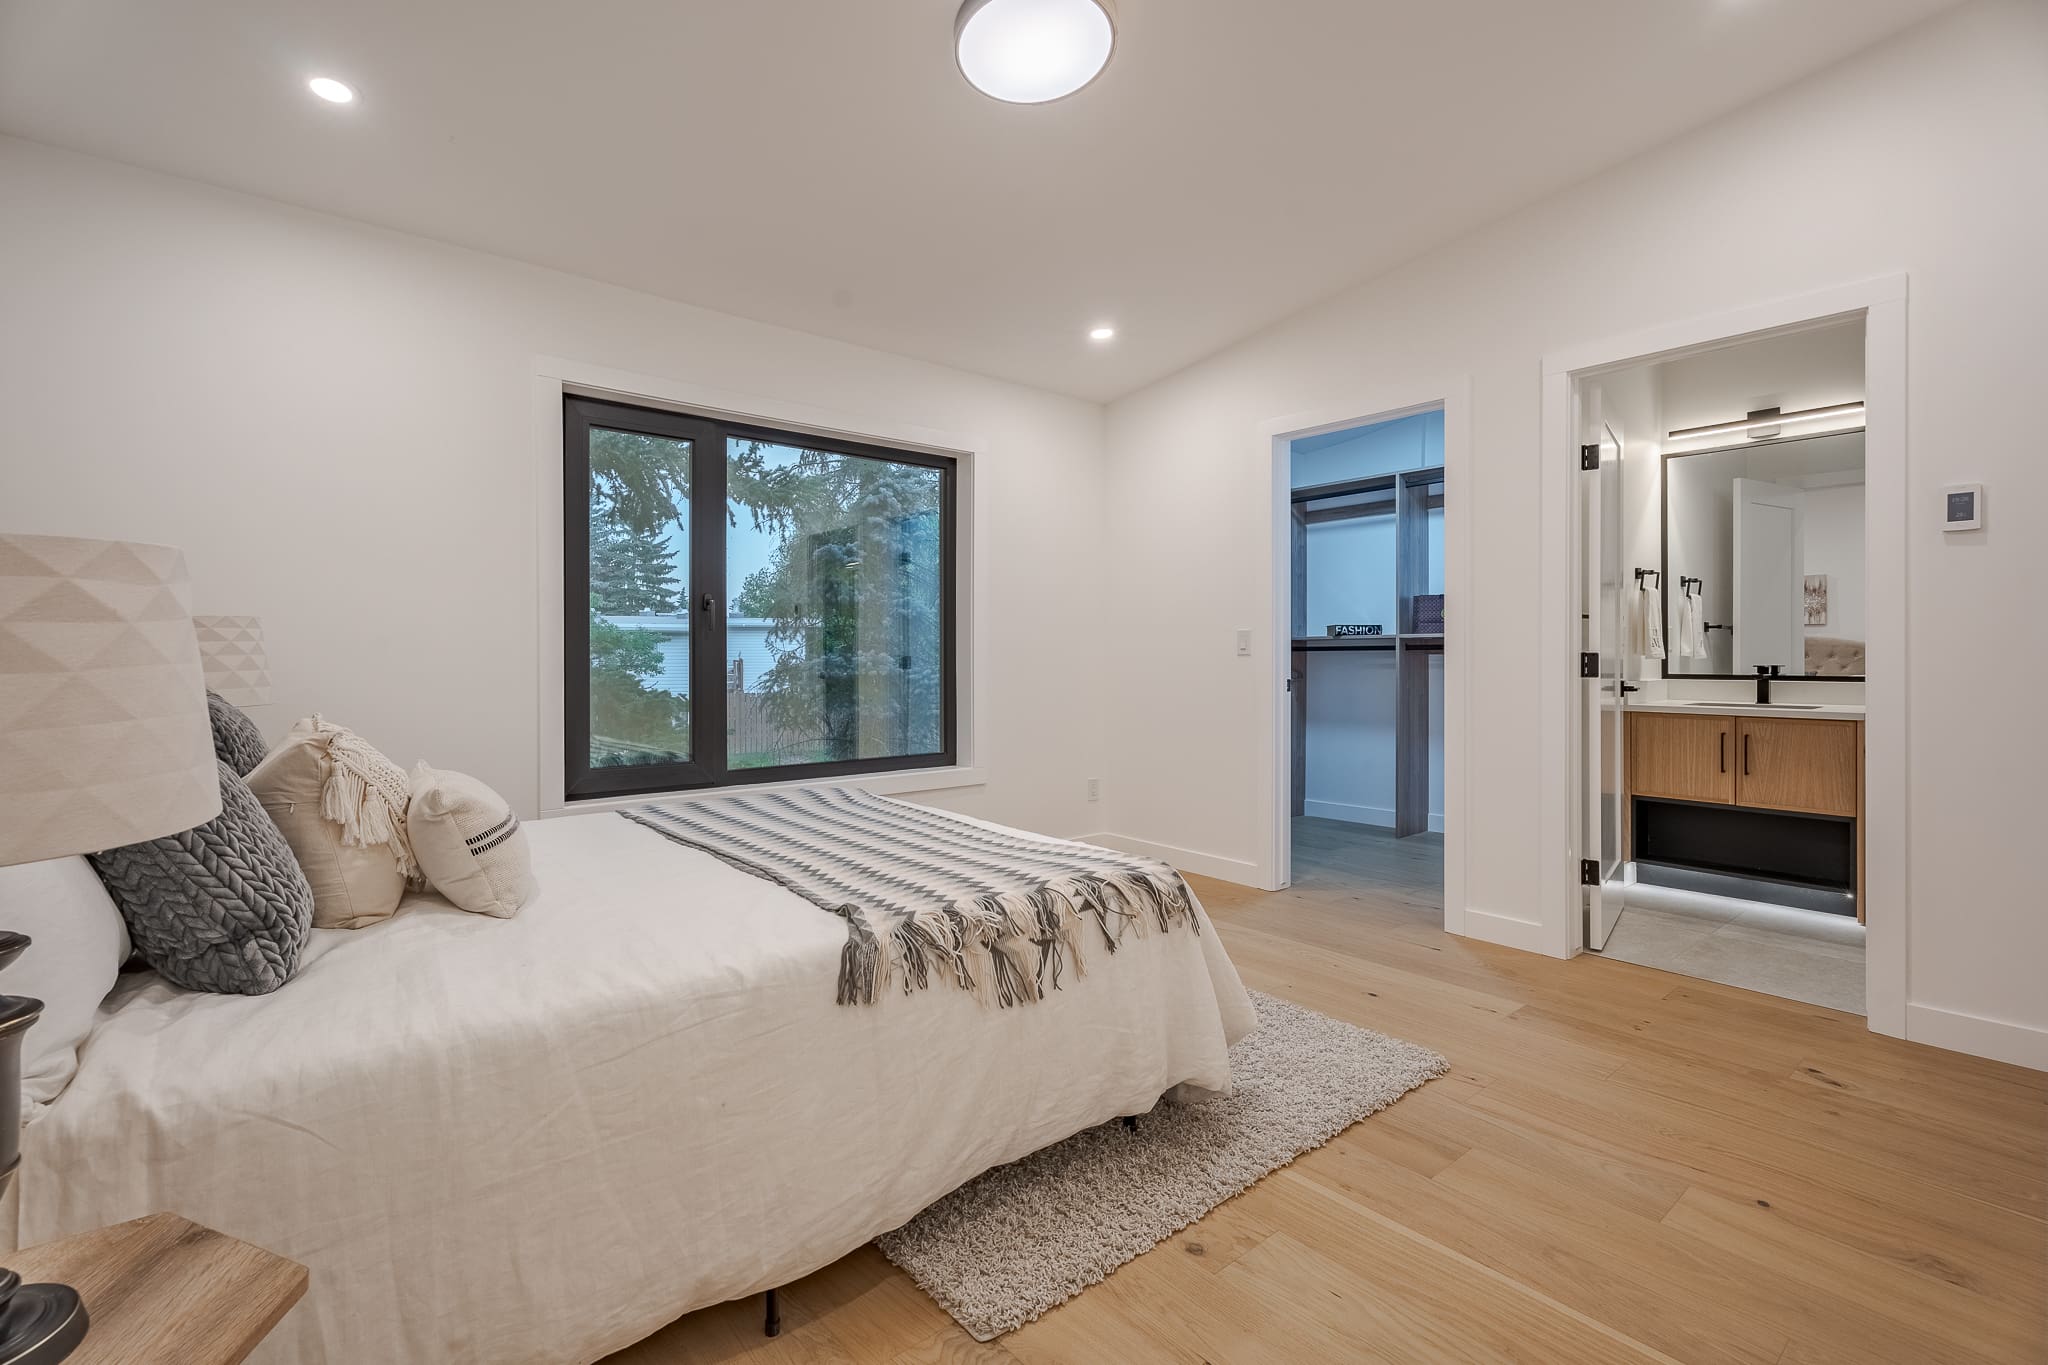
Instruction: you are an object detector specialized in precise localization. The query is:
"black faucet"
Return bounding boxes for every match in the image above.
[1754,664,1782,703]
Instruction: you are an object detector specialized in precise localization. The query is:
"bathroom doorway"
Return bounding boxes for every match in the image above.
[1559,286,1907,1029]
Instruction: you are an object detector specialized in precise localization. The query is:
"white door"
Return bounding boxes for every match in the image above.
[1579,394,1627,949]
[1733,478,1806,675]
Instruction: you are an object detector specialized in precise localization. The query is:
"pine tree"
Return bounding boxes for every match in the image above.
[589,518,681,614]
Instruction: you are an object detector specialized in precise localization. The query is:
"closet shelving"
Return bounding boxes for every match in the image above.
[1289,465,1444,838]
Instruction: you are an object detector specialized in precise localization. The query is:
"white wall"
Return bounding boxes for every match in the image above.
[0,135,1109,838]
[1303,517,1395,634]
[1291,410,1444,487]
[1666,453,1738,673]
[1301,652,1445,832]
[1802,481,1866,643]
[1654,321,1867,433]
[1101,0,2048,1065]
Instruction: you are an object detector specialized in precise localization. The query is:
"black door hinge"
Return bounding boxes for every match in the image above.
[1580,651,1600,677]
[1580,443,1601,471]
[1580,859,1600,886]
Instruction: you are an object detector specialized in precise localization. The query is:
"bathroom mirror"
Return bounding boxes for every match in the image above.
[1662,428,1865,678]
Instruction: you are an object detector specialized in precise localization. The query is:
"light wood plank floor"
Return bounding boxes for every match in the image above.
[608,824,2047,1365]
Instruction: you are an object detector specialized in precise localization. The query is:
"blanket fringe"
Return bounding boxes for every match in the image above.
[835,906,885,1007]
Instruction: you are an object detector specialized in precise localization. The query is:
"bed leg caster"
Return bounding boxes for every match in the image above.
[763,1287,781,1338]
[1121,1115,1138,1133]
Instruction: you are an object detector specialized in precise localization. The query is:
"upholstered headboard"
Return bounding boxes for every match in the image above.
[1804,636,1865,676]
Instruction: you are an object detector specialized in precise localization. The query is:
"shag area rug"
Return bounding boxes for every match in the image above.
[876,990,1448,1340]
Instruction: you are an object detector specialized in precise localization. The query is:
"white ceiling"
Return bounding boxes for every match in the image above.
[0,0,1960,402]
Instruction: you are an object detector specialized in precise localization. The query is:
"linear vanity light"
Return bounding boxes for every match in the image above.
[1666,402,1865,445]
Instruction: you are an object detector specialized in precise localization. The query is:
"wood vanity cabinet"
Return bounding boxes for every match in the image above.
[1627,712,1860,816]
[1627,709,1865,921]
[1733,717,1859,817]
[1625,712,1736,805]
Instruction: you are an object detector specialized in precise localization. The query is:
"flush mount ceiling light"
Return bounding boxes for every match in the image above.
[1088,325,1116,341]
[956,0,1116,105]
[307,76,356,104]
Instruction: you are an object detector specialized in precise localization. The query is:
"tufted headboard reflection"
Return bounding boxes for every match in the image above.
[1804,636,1865,676]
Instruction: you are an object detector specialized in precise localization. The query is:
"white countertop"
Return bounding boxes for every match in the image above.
[1627,698,1866,719]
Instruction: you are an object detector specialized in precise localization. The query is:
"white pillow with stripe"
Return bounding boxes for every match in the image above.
[405,764,536,918]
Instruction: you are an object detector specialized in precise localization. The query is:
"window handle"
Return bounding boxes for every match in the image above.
[700,592,716,614]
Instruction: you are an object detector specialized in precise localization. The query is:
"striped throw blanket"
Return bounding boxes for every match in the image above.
[621,786,1200,1008]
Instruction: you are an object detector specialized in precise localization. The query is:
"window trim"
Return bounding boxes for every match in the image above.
[562,394,959,802]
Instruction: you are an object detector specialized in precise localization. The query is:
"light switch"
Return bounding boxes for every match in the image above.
[1235,628,1251,657]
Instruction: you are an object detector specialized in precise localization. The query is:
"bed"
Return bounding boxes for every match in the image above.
[19,803,1256,1365]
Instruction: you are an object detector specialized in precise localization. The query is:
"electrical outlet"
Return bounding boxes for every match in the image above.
[1086,777,1101,802]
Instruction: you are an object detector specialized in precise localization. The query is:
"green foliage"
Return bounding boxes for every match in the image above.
[585,431,696,761]
[588,599,687,764]
[741,448,943,760]
[730,562,783,619]
[589,606,666,678]
[583,429,944,767]
[587,429,691,537]
[590,519,682,615]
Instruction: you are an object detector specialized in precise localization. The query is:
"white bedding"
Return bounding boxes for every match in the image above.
[21,806,1254,1364]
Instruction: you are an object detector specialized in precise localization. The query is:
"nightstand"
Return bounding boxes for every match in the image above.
[4,1214,306,1364]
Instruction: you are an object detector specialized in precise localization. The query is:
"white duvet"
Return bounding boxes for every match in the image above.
[22,807,1254,1364]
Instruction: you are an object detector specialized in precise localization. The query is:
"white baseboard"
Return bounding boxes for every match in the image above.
[1457,906,1561,957]
[1302,799,1445,833]
[1080,833,1262,887]
[1906,1003,2048,1072]
[1304,799,1393,828]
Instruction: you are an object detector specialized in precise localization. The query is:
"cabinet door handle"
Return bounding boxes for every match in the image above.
[1743,734,1751,776]
[1719,732,1726,773]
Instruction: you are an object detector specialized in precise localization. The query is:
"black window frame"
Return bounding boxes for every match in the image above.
[564,394,958,802]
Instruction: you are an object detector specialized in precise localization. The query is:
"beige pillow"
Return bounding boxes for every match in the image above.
[247,716,418,930]
[406,763,536,918]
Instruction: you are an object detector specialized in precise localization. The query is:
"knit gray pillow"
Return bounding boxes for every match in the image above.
[90,760,314,995]
[207,691,270,777]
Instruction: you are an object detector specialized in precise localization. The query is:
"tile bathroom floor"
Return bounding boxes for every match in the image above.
[1596,881,1865,1014]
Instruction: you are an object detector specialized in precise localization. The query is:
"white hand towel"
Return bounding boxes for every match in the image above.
[1687,593,1706,659]
[1675,593,1696,659]
[1636,584,1666,660]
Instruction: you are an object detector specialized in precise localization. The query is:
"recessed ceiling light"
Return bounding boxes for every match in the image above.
[956,0,1116,105]
[307,77,356,105]
[1088,325,1116,342]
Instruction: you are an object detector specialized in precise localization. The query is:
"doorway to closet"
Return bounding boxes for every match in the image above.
[1286,410,1445,922]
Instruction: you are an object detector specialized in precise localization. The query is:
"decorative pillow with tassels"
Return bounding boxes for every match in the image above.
[247,715,420,929]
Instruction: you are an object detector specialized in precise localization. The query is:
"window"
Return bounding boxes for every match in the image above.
[564,396,956,800]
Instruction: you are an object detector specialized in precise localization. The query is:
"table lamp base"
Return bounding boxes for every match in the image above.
[0,1277,85,1364]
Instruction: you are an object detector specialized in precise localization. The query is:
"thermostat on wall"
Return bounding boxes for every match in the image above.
[1942,483,1984,532]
